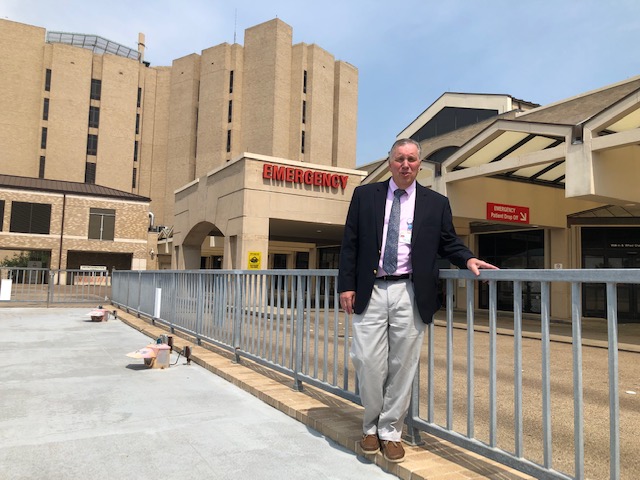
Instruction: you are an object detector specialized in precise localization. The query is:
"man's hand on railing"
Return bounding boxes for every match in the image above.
[466,258,499,276]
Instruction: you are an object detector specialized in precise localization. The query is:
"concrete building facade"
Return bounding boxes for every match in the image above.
[0,17,357,270]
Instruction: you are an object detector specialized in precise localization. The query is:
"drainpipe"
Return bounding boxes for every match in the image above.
[57,193,66,285]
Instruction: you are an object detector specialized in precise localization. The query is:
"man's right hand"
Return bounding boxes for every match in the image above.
[340,291,355,314]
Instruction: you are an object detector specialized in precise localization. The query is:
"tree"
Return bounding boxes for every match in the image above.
[0,251,48,267]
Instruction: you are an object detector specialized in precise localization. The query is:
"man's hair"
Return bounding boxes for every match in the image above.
[389,138,422,159]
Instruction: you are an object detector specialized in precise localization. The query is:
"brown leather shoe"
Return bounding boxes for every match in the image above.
[381,440,405,463]
[360,434,380,454]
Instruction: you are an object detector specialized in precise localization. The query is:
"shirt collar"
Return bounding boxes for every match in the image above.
[389,178,416,196]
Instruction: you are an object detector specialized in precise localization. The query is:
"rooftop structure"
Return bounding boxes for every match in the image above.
[46,31,141,61]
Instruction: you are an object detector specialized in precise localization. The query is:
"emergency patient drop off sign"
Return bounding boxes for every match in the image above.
[486,202,530,224]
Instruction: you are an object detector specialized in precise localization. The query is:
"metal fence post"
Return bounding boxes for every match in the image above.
[293,274,305,392]
[404,366,424,445]
[232,272,242,364]
[136,270,142,318]
[47,271,55,307]
[196,272,204,344]
[606,282,620,480]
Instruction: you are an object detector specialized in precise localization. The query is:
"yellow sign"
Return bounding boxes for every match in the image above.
[248,252,261,269]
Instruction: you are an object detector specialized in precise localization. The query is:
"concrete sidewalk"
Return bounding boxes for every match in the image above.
[0,307,533,480]
[0,308,399,480]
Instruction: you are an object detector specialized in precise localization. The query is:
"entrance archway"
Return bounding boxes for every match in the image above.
[179,222,224,270]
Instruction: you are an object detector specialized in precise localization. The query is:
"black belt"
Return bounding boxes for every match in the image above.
[376,273,412,281]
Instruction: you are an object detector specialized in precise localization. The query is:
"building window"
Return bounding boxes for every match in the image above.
[303,70,307,94]
[85,162,96,184]
[301,131,305,154]
[88,106,100,128]
[90,79,102,100]
[228,100,233,123]
[43,98,49,121]
[0,200,4,230]
[132,168,137,188]
[229,70,234,94]
[302,100,306,124]
[226,130,231,153]
[88,208,115,241]
[39,156,45,178]
[10,202,51,235]
[41,127,47,149]
[133,140,139,162]
[87,134,98,155]
[45,69,51,92]
[137,87,142,107]
[135,113,140,134]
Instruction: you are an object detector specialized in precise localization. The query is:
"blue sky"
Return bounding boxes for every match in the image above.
[4,0,639,165]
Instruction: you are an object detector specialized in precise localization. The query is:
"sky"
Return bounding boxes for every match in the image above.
[4,0,640,166]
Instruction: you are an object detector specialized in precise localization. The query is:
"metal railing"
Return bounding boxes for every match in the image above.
[0,267,111,304]
[111,268,640,480]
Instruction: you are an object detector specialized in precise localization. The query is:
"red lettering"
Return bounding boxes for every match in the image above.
[263,163,349,190]
[273,165,286,181]
[303,170,313,184]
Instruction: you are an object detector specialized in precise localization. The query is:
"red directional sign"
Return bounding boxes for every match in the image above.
[486,202,530,224]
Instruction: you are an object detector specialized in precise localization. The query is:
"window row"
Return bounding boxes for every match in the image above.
[38,135,139,185]
[43,73,143,124]
[0,200,115,240]
[41,70,141,186]
[40,127,139,162]
[41,130,98,154]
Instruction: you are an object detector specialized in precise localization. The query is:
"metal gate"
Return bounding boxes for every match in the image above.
[0,267,111,305]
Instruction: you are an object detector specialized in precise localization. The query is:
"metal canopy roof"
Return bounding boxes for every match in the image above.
[598,101,640,134]
[439,81,640,190]
[443,119,572,189]
[453,130,566,187]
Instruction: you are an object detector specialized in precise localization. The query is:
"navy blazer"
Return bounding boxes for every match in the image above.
[337,180,474,323]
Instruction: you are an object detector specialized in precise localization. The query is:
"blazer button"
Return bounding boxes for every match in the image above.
[373,269,377,275]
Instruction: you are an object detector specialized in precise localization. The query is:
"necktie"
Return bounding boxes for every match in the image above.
[382,189,405,274]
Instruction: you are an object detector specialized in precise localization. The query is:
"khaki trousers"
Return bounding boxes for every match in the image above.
[350,278,426,442]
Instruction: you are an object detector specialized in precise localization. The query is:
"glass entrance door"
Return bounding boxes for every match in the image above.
[582,227,640,322]
[478,230,545,313]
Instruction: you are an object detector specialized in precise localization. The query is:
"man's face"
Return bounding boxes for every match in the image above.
[389,143,420,189]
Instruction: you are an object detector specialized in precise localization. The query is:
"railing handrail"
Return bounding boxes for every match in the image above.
[110,268,638,480]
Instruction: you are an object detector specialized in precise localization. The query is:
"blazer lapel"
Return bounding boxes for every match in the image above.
[374,180,389,249]
[411,183,428,247]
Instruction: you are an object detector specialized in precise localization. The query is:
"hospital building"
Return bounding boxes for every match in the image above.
[1,17,639,321]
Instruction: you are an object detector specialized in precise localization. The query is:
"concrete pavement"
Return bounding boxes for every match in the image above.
[0,307,531,480]
[0,308,397,480]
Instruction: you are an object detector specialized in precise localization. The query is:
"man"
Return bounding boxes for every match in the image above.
[338,138,497,463]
